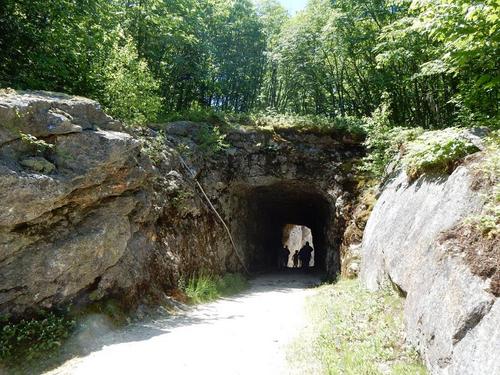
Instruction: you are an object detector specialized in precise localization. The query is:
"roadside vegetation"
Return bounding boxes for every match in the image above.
[0,312,75,369]
[289,279,426,375]
[183,273,249,304]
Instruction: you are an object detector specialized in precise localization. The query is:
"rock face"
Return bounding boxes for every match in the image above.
[360,162,499,374]
[0,90,156,317]
[0,90,362,317]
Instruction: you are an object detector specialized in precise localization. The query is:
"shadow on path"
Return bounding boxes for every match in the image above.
[39,271,323,375]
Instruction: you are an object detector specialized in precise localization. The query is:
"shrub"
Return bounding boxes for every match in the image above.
[161,103,227,125]
[98,35,162,125]
[0,312,75,366]
[195,124,229,156]
[250,112,366,138]
[359,99,424,179]
[402,128,479,180]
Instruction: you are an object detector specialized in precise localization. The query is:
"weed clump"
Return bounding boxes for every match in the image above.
[184,273,248,304]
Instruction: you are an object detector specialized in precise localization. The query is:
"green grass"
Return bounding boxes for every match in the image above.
[184,273,249,304]
[288,279,426,375]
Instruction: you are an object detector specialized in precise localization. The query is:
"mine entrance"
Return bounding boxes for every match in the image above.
[231,182,339,274]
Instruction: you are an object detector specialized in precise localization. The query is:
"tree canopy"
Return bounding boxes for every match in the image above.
[0,0,498,127]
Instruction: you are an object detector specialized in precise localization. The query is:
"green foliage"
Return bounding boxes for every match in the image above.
[0,312,75,366]
[288,279,426,374]
[0,0,497,128]
[171,189,196,217]
[140,131,166,164]
[98,36,162,124]
[402,128,479,180]
[251,112,366,137]
[411,0,499,119]
[195,125,230,156]
[162,105,227,125]
[184,273,248,304]
[360,102,424,178]
[19,132,55,155]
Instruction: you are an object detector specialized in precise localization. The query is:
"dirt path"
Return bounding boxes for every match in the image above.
[45,272,321,375]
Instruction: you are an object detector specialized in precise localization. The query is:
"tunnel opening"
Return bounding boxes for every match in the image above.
[230,181,339,275]
[282,224,314,268]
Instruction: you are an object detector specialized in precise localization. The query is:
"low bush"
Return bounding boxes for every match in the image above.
[161,107,366,139]
[288,279,426,374]
[0,312,75,366]
[402,128,479,180]
[184,273,248,304]
[161,104,227,125]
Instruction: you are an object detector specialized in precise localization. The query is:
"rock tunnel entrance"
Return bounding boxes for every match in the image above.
[230,182,340,274]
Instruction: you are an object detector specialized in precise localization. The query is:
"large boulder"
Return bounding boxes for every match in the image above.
[360,160,499,374]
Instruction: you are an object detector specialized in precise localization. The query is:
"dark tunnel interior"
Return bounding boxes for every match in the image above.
[231,182,337,274]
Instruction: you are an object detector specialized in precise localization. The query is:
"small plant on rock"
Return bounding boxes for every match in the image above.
[19,132,54,155]
[402,128,479,180]
[141,131,166,164]
[195,124,229,156]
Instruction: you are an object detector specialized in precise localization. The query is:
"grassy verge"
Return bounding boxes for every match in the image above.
[184,273,249,304]
[288,279,426,375]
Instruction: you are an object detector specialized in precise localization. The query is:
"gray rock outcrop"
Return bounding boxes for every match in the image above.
[0,90,363,318]
[360,162,499,374]
[0,91,155,317]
